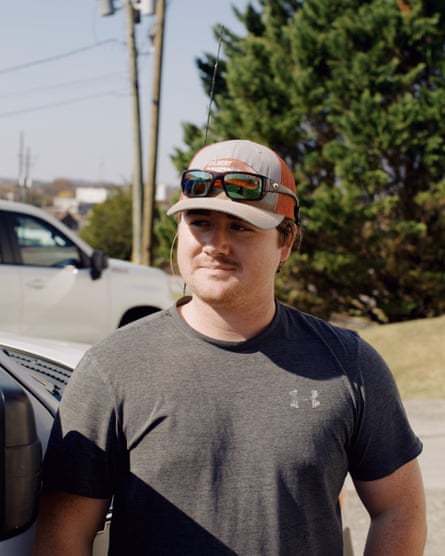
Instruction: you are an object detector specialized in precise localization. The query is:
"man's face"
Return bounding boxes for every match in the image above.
[177,210,291,309]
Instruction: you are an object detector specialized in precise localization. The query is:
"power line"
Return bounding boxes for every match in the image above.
[0,72,127,98]
[0,91,128,119]
[0,39,122,76]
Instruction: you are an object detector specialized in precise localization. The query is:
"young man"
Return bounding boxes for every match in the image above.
[34,140,426,555]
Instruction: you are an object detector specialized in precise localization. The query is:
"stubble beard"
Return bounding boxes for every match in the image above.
[191,278,240,309]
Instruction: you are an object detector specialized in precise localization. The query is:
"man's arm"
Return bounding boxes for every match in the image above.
[32,491,110,556]
[354,458,427,555]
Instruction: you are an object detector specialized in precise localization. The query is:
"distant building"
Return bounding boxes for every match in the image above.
[53,197,78,214]
[156,182,177,206]
[76,187,108,204]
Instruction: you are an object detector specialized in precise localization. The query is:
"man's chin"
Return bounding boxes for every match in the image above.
[192,285,240,308]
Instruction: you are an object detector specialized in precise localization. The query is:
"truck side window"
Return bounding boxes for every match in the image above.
[12,214,81,268]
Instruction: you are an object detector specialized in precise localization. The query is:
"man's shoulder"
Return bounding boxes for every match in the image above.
[277,303,361,361]
[279,303,358,338]
[89,305,178,355]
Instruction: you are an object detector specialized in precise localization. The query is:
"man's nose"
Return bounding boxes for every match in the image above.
[205,225,230,254]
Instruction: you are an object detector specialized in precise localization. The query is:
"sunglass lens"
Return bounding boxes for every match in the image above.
[182,171,212,197]
[224,173,262,200]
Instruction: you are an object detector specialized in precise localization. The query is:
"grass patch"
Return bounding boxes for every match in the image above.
[355,315,445,400]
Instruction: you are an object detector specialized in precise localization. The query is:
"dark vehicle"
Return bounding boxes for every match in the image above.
[0,333,108,555]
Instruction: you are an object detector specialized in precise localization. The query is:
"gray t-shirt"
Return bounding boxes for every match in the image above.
[43,301,422,555]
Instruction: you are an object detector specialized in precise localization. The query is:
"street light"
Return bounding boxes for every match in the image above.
[98,0,154,17]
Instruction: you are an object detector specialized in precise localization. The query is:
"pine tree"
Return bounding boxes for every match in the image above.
[286,0,445,321]
[171,0,445,322]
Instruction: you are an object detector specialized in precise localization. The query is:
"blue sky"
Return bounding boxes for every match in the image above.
[0,0,248,186]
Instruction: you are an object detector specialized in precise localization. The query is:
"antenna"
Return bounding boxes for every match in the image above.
[204,25,225,145]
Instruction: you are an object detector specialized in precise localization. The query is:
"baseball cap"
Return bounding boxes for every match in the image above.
[167,139,298,230]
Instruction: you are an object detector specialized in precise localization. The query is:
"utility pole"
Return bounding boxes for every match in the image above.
[98,1,159,264]
[23,146,32,203]
[98,0,146,264]
[124,0,144,264]
[16,132,25,202]
[141,0,166,266]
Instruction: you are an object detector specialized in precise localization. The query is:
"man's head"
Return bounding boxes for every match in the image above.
[167,139,300,231]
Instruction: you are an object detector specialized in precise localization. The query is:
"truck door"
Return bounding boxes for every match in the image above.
[0,211,22,334]
[8,212,109,343]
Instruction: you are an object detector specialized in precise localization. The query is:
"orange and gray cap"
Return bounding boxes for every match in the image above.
[167,139,299,230]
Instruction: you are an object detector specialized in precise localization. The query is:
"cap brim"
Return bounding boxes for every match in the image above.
[167,197,284,230]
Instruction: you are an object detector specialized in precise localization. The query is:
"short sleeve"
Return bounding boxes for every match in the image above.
[42,350,123,498]
[348,338,422,481]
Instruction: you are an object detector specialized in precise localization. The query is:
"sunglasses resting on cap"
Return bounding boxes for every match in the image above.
[181,170,297,202]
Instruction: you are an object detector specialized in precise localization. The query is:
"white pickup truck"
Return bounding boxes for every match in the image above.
[0,200,176,344]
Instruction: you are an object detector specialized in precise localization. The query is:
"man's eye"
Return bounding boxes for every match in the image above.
[230,222,253,232]
[189,218,210,227]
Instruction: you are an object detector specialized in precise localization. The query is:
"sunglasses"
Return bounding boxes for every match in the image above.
[181,170,297,202]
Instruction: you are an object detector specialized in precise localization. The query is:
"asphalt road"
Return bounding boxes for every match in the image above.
[343,399,445,556]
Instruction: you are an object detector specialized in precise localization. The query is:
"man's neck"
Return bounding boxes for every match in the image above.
[177,296,277,342]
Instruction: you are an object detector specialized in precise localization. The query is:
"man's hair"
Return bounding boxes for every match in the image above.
[277,218,302,251]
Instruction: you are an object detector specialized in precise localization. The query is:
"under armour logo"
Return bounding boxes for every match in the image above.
[289,389,320,408]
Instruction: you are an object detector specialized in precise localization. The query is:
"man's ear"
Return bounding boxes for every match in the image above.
[280,223,298,262]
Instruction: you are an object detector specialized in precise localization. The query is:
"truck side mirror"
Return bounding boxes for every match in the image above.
[90,250,109,281]
[0,373,42,541]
